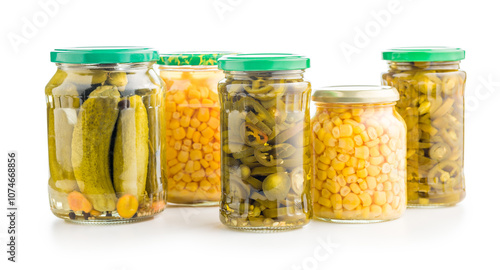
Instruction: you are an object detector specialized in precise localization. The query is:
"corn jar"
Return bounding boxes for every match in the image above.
[382,47,466,207]
[312,86,407,223]
[218,54,312,231]
[47,47,166,223]
[158,52,231,206]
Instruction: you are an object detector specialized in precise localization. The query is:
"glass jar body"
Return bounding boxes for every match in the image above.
[312,102,407,222]
[382,61,466,207]
[46,62,166,223]
[218,70,312,231]
[159,65,223,206]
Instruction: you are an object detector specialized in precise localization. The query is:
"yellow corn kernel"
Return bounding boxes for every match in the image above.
[346,175,357,184]
[340,186,351,197]
[350,183,361,194]
[324,120,334,133]
[386,191,394,204]
[381,163,391,174]
[207,117,219,130]
[169,119,180,130]
[192,143,202,150]
[197,123,208,132]
[170,163,185,175]
[370,156,384,166]
[193,161,201,171]
[175,181,186,191]
[367,165,381,176]
[380,144,392,156]
[317,128,326,141]
[200,159,210,169]
[178,151,189,163]
[201,127,215,138]
[343,193,360,210]
[166,147,177,161]
[185,182,198,192]
[337,154,350,163]
[168,159,179,167]
[189,98,201,108]
[382,203,393,215]
[327,166,336,179]
[360,131,370,142]
[380,134,390,144]
[356,168,368,178]
[173,141,182,150]
[367,127,378,140]
[173,127,186,140]
[314,138,326,154]
[337,175,347,186]
[192,131,201,143]
[339,124,353,137]
[312,189,320,203]
[331,194,343,210]
[321,188,332,198]
[333,116,343,126]
[185,160,194,173]
[197,108,210,122]
[213,151,221,162]
[339,112,352,119]
[200,180,211,191]
[323,133,336,147]
[346,156,358,168]
[209,161,219,170]
[332,159,346,171]
[338,138,354,149]
[173,91,185,103]
[190,118,201,128]
[204,154,214,161]
[342,167,355,176]
[352,108,364,116]
[190,150,202,161]
[325,148,337,160]
[332,126,340,138]
[182,174,192,183]
[317,162,329,171]
[186,127,195,139]
[353,135,363,146]
[357,159,366,170]
[359,180,368,190]
[319,155,331,165]
[384,181,393,191]
[374,191,387,205]
[183,107,194,117]
[317,170,327,181]
[318,197,332,208]
[370,205,382,216]
[192,169,205,179]
[369,146,380,157]
[359,192,372,206]
[354,146,369,159]
[366,177,377,190]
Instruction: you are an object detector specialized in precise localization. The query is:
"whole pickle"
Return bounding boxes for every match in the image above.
[113,95,149,201]
[71,85,120,211]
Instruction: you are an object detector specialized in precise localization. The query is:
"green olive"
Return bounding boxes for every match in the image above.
[262,173,291,201]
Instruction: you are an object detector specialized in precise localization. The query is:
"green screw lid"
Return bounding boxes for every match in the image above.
[157,52,235,66]
[382,47,465,62]
[312,85,399,104]
[50,46,159,64]
[218,53,310,71]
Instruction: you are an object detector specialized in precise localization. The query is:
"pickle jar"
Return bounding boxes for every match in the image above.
[382,47,466,207]
[311,86,407,223]
[46,47,166,223]
[217,54,312,231]
[158,52,232,206]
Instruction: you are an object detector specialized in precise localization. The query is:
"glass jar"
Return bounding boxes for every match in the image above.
[158,52,232,206]
[311,86,407,223]
[381,47,466,207]
[218,54,312,231]
[46,47,166,223]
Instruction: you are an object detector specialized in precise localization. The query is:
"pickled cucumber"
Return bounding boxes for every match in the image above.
[113,95,149,201]
[71,85,120,212]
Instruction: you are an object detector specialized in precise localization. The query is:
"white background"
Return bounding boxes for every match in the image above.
[1,0,499,269]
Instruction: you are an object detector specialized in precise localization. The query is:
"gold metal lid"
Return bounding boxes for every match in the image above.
[312,85,399,104]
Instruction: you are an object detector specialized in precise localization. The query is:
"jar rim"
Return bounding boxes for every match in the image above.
[382,46,465,62]
[312,85,399,104]
[51,46,159,64]
[218,53,310,71]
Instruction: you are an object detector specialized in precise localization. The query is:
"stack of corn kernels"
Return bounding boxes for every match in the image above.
[312,105,406,221]
[162,71,222,204]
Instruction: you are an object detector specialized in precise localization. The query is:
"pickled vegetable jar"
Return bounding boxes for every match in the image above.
[312,86,407,223]
[382,47,466,207]
[218,54,312,231]
[46,47,166,223]
[158,52,232,206]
